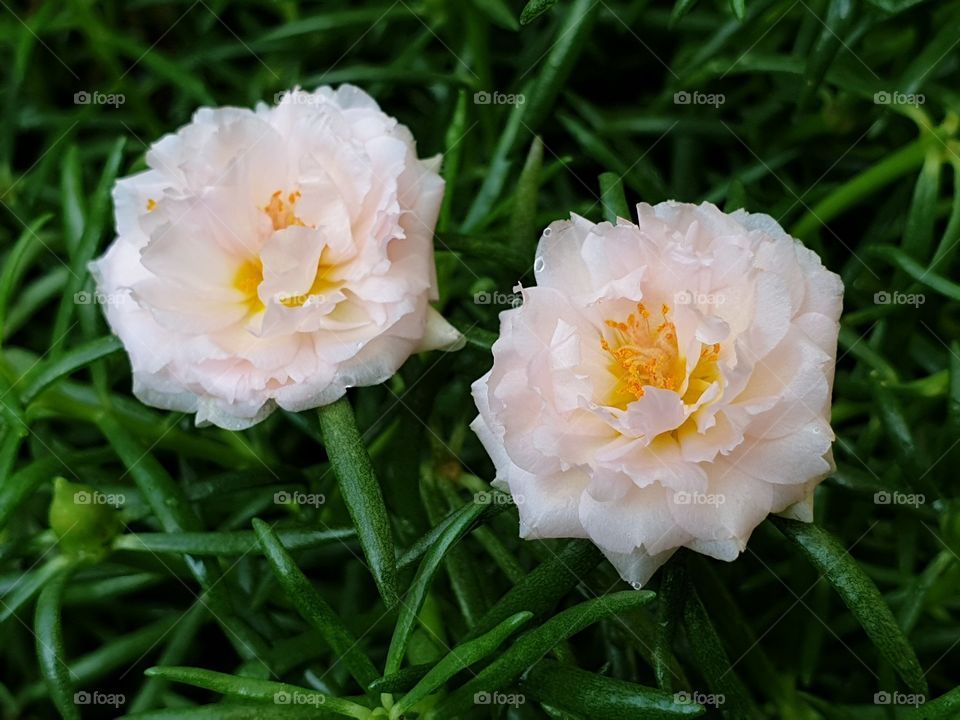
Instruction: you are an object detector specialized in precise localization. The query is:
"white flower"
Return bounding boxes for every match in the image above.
[471,202,843,586]
[92,85,463,430]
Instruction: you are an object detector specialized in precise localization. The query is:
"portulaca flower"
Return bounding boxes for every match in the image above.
[471,202,843,586]
[92,85,463,430]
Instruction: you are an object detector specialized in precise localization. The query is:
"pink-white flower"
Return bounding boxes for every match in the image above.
[92,85,462,430]
[471,202,843,586]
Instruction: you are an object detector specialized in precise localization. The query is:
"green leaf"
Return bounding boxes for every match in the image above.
[21,615,179,703]
[670,0,702,25]
[911,686,960,719]
[772,517,928,694]
[20,335,121,404]
[798,0,858,109]
[792,137,929,240]
[368,664,432,694]
[654,560,686,692]
[521,660,706,718]
[317,397,399,608]
[97,414,270,661]
[439,90,469,232]
[126,705,323,719]
[690,556,801,716]
[0,214,52,346]
[0,429,22,492]
[114,528,355,556]
[949,340,960,432]
[599,171,630,223]
[144,667,369,719]
[0,554,72,624]
[35,567,80,720]
[257,7,411,42]
[682,579,760,719]
[559,112,666,200]
[427,590,656,718]
[875,385,927,484]
[870,246,960,302]
[466,539,604,640]
[50,137,125,355]
[435,232,529,272]
[252,518,379,688]
[0,454,65,529]
[472,0,520,31]
[96,414,201,533]
[128,605,209,714]
[386,500,488,674]
[929,160,960,275]
[463,0,597,230]
[865,0,927,13]
[520,0,558,25]
[391,612,533,717]
[522,0,598,130]
[724,179,748,213]
[510,135,543,257]
[729,0,747,20]
[899,551,953,634]
[3,267,69,341]
[902,149,942,262]
[60,145,84,257]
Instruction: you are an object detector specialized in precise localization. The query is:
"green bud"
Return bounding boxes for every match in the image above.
[48,477,122,561]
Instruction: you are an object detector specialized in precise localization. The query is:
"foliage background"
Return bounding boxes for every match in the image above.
[1,0,960,718]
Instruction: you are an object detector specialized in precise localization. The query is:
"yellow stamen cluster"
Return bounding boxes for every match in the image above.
[263,190,306,231]
[600,302,721,409]
[601,303,683,405]
[683,342,721,405]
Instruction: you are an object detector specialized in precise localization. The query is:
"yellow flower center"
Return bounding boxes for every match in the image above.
[263,190,306,231]
[600,302,721,409]
[233,257,265,314]
[230,192,339,313]
[279,250,340,308]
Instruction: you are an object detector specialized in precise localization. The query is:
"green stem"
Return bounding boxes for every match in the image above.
[792,136,932,240]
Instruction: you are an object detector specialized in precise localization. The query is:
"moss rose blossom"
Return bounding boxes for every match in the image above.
[92,85,462,430]
[471,201,843,586]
